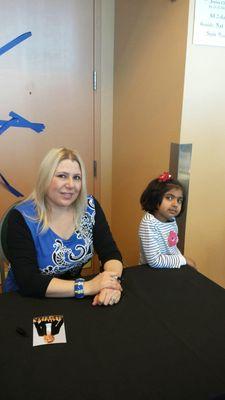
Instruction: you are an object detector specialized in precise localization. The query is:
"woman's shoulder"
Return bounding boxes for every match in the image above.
[86,194,96,211]
[85,195,106,224]
[87,194,99,204]
[15,199,38,221]
[16,199,35,212]
[87,194,94,204]
[6,204,35,239]
[87,194,103,213]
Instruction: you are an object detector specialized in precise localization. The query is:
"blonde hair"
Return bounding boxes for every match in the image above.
[28,147,87,231]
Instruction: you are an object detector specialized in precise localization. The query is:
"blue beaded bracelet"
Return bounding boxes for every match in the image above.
[74,278,85,299]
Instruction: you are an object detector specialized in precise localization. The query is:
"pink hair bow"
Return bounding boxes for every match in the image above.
[158,171,172,182]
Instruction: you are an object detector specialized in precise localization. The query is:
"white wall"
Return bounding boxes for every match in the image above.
[180,0,225,287]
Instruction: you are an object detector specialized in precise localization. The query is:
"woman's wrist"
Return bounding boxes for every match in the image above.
[83,280,93,296]
[103,259,123,277]
[74,278,85,298]
[83,271,122,297]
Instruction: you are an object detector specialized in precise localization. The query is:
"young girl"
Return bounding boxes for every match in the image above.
[139,171,196,269]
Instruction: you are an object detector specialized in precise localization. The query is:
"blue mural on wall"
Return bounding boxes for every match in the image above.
[0,32,32,57]
[0,111,45,135]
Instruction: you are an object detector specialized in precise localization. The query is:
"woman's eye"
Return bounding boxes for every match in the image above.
[165,196,172,201]
[73,175,81,181]
[178,199,183,204]
[57,174,66,179]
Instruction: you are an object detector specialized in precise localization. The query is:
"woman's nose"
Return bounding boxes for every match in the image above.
[65,176,74,187]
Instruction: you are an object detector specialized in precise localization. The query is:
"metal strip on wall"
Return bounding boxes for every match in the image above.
[169,143,192,253]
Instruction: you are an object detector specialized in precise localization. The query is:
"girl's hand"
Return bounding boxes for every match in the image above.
[92,288,121,306]
[83,271,122,296]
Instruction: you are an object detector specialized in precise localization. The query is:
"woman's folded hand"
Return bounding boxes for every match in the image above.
[83,271,122,296]
[92,288,121,306]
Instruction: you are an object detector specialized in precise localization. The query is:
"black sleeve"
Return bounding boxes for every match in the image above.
[93,197,122,266]
[6,209,53,297]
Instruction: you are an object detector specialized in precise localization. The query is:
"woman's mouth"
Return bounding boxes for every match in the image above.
[61,192,74,198]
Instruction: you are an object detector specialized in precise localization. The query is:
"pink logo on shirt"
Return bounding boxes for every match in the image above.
[168,230,178,247]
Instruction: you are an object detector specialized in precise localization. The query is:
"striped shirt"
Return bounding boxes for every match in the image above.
[139,213,186,268]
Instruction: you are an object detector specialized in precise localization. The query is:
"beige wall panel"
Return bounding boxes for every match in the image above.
[0,0,95,217]
[112,0,189,266]
[180,0,225,288]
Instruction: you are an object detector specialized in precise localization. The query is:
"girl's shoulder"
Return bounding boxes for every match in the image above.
[140,213,177,228]
[140,212,157,228]
[141,212,156,223]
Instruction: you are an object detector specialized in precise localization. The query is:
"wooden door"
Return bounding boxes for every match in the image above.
[0,0,95,212]
[0,0,98,273]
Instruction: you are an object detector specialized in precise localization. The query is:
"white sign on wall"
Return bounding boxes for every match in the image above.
[193,0,225,47]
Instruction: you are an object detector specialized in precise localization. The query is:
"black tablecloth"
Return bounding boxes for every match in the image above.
[1,266,225,400]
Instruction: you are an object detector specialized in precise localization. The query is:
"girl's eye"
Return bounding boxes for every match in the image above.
[178,198,183,204]
[165,195,173,201]
[73,175,81,181]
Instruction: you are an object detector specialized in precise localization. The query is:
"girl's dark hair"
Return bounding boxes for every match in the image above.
[140,177,186,216]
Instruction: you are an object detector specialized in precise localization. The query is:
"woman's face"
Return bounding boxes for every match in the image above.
[46,159,82,209]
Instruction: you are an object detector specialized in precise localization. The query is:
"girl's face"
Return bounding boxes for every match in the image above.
[46,159,82,210]
[154,187,183,222]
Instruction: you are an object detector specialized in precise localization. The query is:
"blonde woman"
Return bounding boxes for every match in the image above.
[4,148,123,306]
